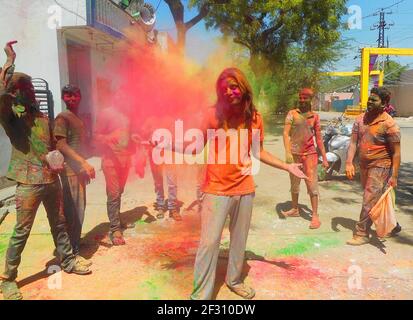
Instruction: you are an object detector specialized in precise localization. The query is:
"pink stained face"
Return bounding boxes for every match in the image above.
[63,92,81,111]
[220,77,243,106]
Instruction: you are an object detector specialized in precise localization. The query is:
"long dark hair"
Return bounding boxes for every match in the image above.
[215,67,257,129]
[7,73,38,112]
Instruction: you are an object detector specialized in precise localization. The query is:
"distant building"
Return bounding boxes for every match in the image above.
[322,92,354,112]
[387,69,413,117]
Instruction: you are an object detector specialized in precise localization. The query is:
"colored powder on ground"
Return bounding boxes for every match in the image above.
[143,280,160,300]
[140,272,176,300]
[273,235,340,257]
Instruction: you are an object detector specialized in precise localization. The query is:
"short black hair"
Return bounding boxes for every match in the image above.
[61,84,81,98]
[370,87,391,105]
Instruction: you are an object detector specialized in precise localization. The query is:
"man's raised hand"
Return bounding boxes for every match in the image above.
[4,41,17,61]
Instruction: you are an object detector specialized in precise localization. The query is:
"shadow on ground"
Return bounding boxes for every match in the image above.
[212,249,295,299]
[331,217,387,253]
[393,234,413,246]
[18,258,59,289]
[320,162,413,216]
[395,162,413,215]
[80,206,154,260]
[275,201,312,221]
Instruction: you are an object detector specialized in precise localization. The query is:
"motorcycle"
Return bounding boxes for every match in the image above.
[318,115,358,181]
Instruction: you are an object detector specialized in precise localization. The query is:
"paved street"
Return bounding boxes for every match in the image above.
[0,113,412,300]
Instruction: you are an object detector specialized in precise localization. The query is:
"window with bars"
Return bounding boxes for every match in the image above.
[32,78,55,120]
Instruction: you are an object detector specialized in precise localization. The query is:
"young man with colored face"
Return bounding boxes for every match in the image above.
[131,117,181,221]
[0,42,91,300]
[54,85,95,263]
[346,87,401,245]
[94,104,135,246]
[282,88,328,229]
[188,68,307,300]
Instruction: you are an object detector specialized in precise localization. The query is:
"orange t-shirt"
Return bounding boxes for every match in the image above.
[353,112,401,169]
[285,109,320,155]
[201,107,264,196]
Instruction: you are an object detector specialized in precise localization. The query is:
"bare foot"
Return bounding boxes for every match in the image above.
[281,208,300,218]
[309,216,321,229]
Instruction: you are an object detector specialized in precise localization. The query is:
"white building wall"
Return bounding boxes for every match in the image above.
[0,0,87,175]
[0,0,87,115]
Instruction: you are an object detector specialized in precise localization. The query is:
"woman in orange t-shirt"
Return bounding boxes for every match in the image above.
[190,68,307,300]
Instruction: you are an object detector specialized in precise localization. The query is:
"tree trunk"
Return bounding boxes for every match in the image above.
[164,0,210,56]
[176,22,187,56]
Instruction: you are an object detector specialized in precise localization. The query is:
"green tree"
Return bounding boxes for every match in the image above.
[191,0,348,112]
[383,60,409,85]
[192,0,347,75]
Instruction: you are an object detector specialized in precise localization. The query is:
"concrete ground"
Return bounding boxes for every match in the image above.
[0,112,412,300]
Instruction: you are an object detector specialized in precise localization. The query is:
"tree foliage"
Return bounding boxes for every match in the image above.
[192,0,347,73]
[191,0,348,112]
[383,60,409,85]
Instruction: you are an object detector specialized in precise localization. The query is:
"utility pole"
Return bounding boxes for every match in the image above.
[371,9,394,83]
[371,9,394,48]
[386,37,390,64]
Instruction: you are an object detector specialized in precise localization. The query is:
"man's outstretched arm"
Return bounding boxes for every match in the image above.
[0,41,17,124]
[0,41,17,89]
[258,142,308,179]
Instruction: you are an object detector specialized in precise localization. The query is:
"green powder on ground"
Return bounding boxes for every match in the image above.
[273,235,340,257]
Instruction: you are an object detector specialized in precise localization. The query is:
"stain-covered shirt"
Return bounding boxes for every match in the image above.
[0,103,56,184]
[285,109,320,155]
[54,110,87,176]
[352,112,401,169]
[94,107,134,167]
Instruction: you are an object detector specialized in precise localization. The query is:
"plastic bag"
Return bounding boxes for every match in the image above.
[45,150,65,172]
[369,187,397,238]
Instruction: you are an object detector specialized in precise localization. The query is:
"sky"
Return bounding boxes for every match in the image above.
[146,0,413,71]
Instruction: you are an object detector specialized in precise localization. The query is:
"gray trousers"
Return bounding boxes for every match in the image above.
[2,181,75,281]
[102,163,130,233]
[60,175,86,256]
[191,193,254,300]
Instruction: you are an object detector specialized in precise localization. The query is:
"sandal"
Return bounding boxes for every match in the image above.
[169,209,182,221]
[156,209,166,220]
[281,208,300,218]
[227,283,255,300]
[109,231,126,246]
[0,280,23,300]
